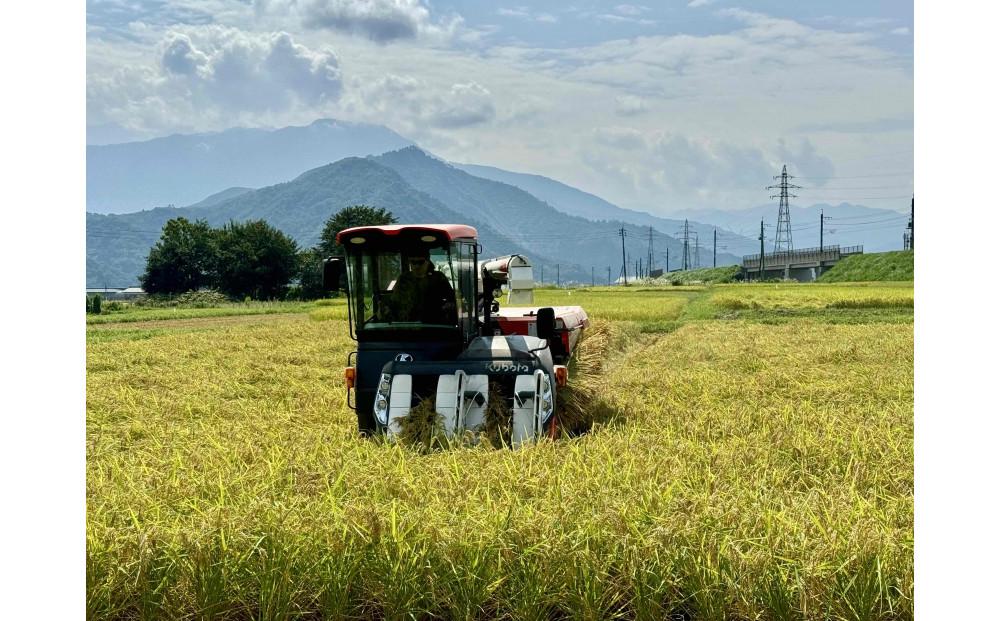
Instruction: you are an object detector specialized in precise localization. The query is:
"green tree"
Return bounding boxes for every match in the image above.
[215,220,299,300]
[295,248,326,300]
[318,205,397,258]
[140,218,219,294]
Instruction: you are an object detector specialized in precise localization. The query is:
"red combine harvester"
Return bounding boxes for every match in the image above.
[324,224,589,445]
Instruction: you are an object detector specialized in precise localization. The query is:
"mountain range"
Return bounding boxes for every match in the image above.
[87,119,412,214]
[86,118,907,288]
[87,149,743,287]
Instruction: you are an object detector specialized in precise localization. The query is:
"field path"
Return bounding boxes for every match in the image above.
[87,312,308,331]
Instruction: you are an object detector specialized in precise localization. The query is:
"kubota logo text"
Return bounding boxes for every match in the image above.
[486,362,531,373]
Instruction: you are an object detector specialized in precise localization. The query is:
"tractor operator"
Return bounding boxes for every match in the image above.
[387,247,458,324]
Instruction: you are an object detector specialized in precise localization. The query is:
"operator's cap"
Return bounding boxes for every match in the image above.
[408,247,431,260]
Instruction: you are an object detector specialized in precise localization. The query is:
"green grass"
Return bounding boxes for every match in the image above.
[656,265,742,284]
[86,300,333,325]
[818,251,913,283]
[87,282,913,619]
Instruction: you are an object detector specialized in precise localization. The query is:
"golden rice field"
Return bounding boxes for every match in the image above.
[87,282,913,620]
[705,283,913,311]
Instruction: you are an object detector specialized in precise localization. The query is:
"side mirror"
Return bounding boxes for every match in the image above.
[323,257,343,293]
[536,307,556,341]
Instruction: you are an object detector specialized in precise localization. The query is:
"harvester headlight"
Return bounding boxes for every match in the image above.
[374,373,392,425]
[538,372,554,422]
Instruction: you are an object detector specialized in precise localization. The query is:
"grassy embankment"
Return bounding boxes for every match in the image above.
[818,251,913,283]
[658,265,742,285]
[87,282,913,619]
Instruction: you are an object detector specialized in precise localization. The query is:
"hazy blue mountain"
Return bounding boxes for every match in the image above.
[674,202,911,254]
[453,161,760,257]
[87,158,544,288]
[375,147,742,279]
[187,186,254,209]
[87,119,413,213]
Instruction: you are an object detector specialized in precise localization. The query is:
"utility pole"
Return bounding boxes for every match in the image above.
[591,266,595,287]
[713,229,717,268]
[556,264,560,287]
[647,226,654,274]
[819,209,833,253]
[608,266,611,286]
[694,232,700,268]
[820,209,824,252]
[540,265,543,283]
[665,247,669,273]
[758,219,765,282]
[757,218,764,281]
[904,195,914,250]
[767,164,800,254]
[618,227,628,285]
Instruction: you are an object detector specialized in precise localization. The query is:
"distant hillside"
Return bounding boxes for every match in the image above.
[817,250,914,282]
[454,161,760,257]
[674,203,910,253]
[187,187,254,209]
[87,158,543,287]
[655,265,742,285]
[87,119,413,213]
[375,148,742,281]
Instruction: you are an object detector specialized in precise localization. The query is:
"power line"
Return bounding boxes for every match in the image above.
[795,194,913,200]
[794,171,912,179]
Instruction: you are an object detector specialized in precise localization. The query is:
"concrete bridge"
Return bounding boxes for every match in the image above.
[741,245,863,282]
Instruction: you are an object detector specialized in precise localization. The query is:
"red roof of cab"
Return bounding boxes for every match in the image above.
[336,224,478,243]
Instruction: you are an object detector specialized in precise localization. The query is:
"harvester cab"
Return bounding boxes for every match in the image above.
[324,224,588,445]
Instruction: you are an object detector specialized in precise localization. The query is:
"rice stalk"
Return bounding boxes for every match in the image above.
[396,397,446,453]
[559,320,628,433]
[481,383,513,448]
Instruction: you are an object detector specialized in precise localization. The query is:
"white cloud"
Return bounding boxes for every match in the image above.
[890,27,910,36]
[498,7,558,23]
[596,13,655,26]
[429,82,497,127]
[615,4,649,16]
[256,0,463,43]
[342,75,496,131]
[777,138,835,182]
[614,94,645,116]
[89,27,343,135]
[87,5,912,213]
[160,33,209,75]
[687,0,714,8]
[593,126,645,149]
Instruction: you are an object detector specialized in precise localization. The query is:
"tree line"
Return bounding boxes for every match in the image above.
[140,205,397,300]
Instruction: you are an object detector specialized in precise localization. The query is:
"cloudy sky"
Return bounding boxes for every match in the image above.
[86,0,914,215]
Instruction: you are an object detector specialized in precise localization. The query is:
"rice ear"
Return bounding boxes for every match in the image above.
[558,320,625,433]
[481,383,513,448]
[397,397,446,453]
